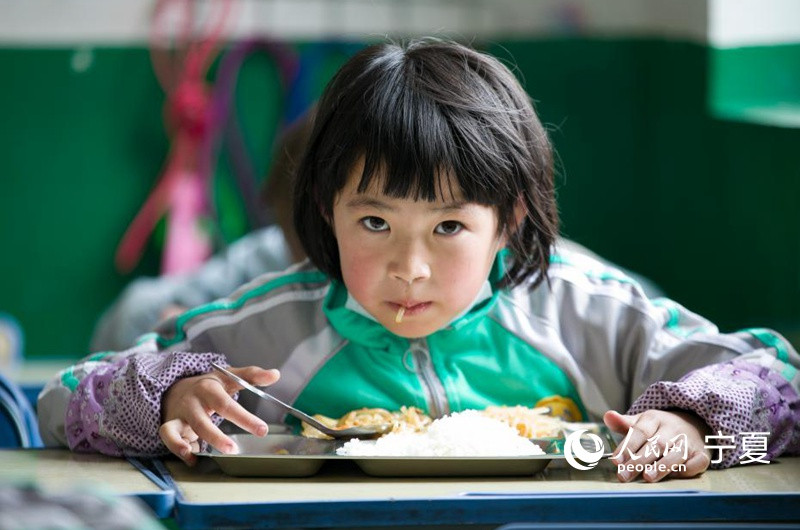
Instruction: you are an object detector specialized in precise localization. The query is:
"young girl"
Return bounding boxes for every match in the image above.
[39,39,799,483]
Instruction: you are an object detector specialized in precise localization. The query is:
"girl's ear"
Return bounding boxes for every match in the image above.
[512,197,527,229]
[501,197,528,247]
[319,197,334,228]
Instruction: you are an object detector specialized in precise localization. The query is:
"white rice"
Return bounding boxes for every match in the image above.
[336,410,544,457]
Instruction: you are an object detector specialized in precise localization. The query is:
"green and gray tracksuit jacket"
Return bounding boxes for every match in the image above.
[39,249,800,468]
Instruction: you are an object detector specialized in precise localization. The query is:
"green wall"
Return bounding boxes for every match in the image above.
[493,39,799,345]
[1,38,798,358]
[710,43,800,126]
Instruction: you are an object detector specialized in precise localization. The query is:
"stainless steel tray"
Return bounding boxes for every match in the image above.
[196,434,569,478]
[349,453,555,477]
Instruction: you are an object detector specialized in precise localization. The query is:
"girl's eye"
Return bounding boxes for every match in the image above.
[435,221,464,235]
[361,216,389,232]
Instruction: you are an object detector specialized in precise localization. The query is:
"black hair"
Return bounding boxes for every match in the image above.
[293,38,558,289]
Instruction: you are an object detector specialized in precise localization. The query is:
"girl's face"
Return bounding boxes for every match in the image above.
[331,161,506,338]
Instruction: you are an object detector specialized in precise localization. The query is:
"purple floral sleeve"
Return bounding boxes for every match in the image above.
[65,351,227,456]
[629,358,800,468]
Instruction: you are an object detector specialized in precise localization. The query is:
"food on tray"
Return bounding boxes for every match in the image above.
[301,406,431,439]
[336,410,546,457]
[301,404,563,440]
[482,405,563,438]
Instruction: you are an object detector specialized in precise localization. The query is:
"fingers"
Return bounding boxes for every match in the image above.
[670,451,711,479]
[641,447,687,482]
[604,410,636,462]
[610,413,664,482]
[159,419,200,466]
[607,409,712,483]
[611,413,658,465]
[200,379,269,438]
[210,365,281,396]
[184,379,266,452]
[228,365,281,387]
[162,378,233,459]
[636,446,711,482]
[161,368,275,463]
[188,402,240,454]
[603,410,633,435]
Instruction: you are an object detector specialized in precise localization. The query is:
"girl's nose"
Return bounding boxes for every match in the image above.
[390,241,431,284]
[392,267,430,285]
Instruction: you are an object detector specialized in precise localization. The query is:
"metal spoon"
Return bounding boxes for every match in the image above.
[211,362,392,440]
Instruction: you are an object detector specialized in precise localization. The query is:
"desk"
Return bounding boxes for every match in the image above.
[2,449,798,529]
[167,456,800,528]
[0,449,173,518]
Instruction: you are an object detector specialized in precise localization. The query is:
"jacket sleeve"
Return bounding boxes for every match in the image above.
[627,316,800,468]
[545,252,799,470]
[90,225,292,351]
[37,337,227,456]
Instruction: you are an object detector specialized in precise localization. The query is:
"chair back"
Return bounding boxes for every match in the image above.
[0,370,43,448]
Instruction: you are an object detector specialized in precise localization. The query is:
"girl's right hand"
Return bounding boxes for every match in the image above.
[159,365,280,465]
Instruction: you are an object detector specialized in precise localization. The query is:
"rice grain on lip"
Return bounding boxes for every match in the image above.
[336,410,545,457]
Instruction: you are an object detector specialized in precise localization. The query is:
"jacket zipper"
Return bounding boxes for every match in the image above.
[407,338,450,418]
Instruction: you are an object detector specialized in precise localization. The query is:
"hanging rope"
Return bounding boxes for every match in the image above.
[211,38,299,230]
[114,0,233,275]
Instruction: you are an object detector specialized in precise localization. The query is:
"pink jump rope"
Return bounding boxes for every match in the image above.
[115,0,233,276]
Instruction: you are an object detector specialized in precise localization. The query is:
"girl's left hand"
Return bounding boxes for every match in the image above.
[603,409,712,482]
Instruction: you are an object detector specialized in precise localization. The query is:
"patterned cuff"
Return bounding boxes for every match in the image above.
[629,358,800,468]
[66,351,228,456]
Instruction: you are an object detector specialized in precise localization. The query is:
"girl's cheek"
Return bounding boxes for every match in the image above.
[340,247,379,292]
[447,244,485,271]
[341,240,375,270]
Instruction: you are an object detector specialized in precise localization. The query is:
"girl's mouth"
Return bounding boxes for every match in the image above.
[389,301,431,319]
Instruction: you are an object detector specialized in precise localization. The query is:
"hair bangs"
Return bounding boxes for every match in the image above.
[351,65,516,209]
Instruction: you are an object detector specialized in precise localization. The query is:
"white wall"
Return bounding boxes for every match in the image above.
[709,0,800,47]
[0,0,797,46]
